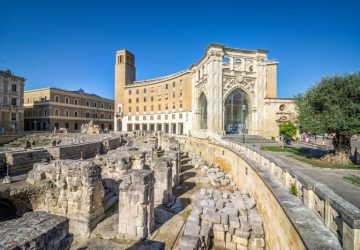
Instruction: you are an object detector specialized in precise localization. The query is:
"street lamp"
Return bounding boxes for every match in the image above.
[242,104,246,143]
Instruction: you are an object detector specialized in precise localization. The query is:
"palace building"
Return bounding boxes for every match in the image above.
[114,44,296,138]
[24,88,114,132]
[0,70,25,132]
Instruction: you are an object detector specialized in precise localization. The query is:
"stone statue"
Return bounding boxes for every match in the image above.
[80,120,102,134]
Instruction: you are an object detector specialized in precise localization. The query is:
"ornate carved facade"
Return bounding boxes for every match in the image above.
[114,44,296,139]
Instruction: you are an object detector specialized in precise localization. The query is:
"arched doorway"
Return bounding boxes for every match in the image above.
[199,93,207,129]
[224,89,249,134]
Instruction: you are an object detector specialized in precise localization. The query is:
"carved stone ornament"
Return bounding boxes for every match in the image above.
[223,75,255,96]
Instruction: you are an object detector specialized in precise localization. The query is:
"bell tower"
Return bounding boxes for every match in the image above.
[114,49,136,131]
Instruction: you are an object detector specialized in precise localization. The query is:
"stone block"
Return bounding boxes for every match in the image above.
[229,215,240,228]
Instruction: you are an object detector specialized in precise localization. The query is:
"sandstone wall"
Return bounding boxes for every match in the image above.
[176,135,342,250]
[0,211,72,250]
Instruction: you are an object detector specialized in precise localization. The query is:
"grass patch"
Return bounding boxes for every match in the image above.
[260,146,307,154]
[289,154,359,169]
[343,176,360,187]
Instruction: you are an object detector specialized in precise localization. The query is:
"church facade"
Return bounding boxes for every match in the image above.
[114,44,296,139]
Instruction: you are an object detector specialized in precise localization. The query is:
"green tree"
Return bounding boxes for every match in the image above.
[279,121,297,138]
[296,73,360,155]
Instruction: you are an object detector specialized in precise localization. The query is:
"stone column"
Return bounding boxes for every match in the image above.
[152,158,173,205]
[163,151,180,187]
[118,169,155,240]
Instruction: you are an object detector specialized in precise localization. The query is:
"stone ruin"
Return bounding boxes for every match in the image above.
[0,211,72,250]
[118,169,155,240]
[152,157,173,205]
[81,120,103,134]
[26,160,105,238]
[177,188,265,250]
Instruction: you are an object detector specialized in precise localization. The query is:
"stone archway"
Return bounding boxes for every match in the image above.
[199,93,207,129]
[224,88,250,134]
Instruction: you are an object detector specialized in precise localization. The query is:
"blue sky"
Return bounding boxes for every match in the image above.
[0,0,359,99]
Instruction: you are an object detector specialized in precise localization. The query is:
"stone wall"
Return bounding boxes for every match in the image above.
[174,135,342,250]
[118,169,155,240]
[26,160,105,238]
[47,136,121,160]
[4,149,47,175]
[0,211,72,250]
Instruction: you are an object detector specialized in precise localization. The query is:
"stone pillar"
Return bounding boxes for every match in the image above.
[163,151,180,187]
[118,169,155,240]
[152,158,173,205]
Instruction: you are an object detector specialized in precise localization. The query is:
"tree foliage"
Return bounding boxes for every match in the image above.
[296,72,360,152]
[279,121,297,138]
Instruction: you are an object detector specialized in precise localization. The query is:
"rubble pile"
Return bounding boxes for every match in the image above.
[177,188,265,250]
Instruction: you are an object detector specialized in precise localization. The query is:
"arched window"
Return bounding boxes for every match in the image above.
[65,110,69,117]
[54,109,59,116]
[55,96,59,102]
[199,93,207,129]
[74,99,78,105]
[224,89,249,134]
[65,97,69,104]
[74,111,78,117]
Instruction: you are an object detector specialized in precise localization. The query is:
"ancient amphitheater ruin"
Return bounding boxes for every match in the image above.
[0,128,359,249]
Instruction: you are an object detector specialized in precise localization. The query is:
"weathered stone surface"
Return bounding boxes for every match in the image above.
[0,211,72,250]
[26,160,105,238]
[118,169,155,240]
[151,158,173,205]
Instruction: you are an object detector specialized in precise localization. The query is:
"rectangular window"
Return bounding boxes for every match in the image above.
[173,82,175,88]
[180,102,183,109]
[165,84,168,90]
[172,114,175,119]
[129,90,132,95]
[144,88,147,94]
[144,97,146,102]
[173,103,175,109]
[165,115,168,120]
[136,89,139,94]
[158,104,161,110]
[11,113,16,121]
[173,92,175,98]
[136,98,139,103]
[151,96,154,102]
[128,116,132,121]
[11,98,17,105]
[143,116,147,120]
[128,107,132,113]
[27,98,30,103]
[12,84,17,92]
[179,114,182,119]
[144,106,147,112]
[135,116,139,121]
[129,98,132,103]
[165,104,168,110]
[136,106,139,112]
[157,115,161,120]
[151,105,154,111]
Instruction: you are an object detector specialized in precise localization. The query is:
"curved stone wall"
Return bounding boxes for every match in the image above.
[173,135,342,250]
